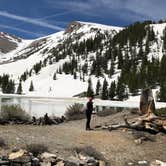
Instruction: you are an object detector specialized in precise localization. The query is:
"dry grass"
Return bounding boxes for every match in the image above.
[0,137,6,148]
[26,143,48,157]
[65,103,85,120]
[0,104,31,122]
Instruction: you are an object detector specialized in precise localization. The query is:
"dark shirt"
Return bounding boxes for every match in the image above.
[86,101,93,114]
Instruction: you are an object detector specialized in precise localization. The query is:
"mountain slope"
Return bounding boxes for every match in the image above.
[0,21,122,97]
[0,21,166,100]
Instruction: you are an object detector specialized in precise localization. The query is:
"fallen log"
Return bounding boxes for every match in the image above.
[107,88,166,134]
[108,111,166,134]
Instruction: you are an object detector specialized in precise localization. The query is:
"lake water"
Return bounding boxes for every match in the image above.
[0,96,87,117]
[0,95,141,118]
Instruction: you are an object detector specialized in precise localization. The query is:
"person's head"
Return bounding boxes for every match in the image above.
[89,97,93,101]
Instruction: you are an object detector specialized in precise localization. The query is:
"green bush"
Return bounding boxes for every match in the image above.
[155,108,166,117]
[65,103,85,120]
[0,104,31,122]
[0,137,6,147]
[26,143,48,157]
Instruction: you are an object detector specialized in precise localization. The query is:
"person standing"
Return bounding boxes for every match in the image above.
[86,97,94,130]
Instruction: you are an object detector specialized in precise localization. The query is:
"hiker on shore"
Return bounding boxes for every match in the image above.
[85,97,94,130]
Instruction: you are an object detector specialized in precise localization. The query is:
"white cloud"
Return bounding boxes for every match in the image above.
[46,0,166,21]
[0,11,64,31]
[0,24,44,37]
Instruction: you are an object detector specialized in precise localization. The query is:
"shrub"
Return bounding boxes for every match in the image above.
[155,108,166,117]
[0,137,6,147]
[65,103,85,120]
[26,143,48,157]
[0,104,31,122]
[96,109,116,117]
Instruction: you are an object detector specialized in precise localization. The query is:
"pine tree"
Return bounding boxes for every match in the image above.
[96,79,101,95]
[109,61,115,77]
[29,81,34,91]
[73,72,77,79]
[159,81,166,102]
[101,78,108,100]
[116,77,128,101]
[17,80,22,94]
[108,81,116,100]
[53,72,57,80]
[87,78,94,97]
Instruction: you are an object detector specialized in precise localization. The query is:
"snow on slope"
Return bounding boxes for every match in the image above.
[0,39,32,63]
[148,23,166,61]
[1,22,165,99]
[78,21,123,31]
[0,21,123,97]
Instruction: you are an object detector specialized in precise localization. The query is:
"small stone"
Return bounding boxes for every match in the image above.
[9,149,27,160]
[85,156,96,163]
[99,160,106,166]
[40,152,57,164]
[40,152,57,160]
[151,160,166,166]
[32,157,40,166]
[65,156,80,166]
[40,161,51,166]
[56,161,65,166]
[134,138,142,145]
[138,160,148,165]
[122,128,128,132]
[0,160,9,165]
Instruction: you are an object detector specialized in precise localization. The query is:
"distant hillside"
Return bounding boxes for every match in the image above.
[0,21,166,101]
[0,32,22,54]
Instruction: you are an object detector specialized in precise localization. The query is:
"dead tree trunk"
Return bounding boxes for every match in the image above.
[107,88,166,134]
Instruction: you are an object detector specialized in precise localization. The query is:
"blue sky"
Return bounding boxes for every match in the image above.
[0,0,166,39]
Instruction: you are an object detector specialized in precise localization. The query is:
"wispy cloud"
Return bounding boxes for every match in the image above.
[0,11,64,31]
[0,24,44,37]
[46,0,166,22]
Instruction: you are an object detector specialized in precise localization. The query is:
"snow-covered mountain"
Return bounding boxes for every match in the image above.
[0,21,122,97]
[0,21,165,99]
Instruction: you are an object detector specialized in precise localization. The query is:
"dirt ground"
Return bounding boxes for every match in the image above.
[0,111,166,166]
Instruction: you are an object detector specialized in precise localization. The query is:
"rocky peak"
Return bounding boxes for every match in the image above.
[0,32,22,53]
[65,21,82,33]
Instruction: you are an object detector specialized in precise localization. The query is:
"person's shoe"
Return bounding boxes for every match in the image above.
[86,128,93,130]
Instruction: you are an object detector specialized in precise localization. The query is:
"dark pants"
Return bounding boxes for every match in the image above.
[86,112,92,130]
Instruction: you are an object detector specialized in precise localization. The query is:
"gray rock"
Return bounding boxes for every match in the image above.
[0,159,10,165]
[85,156,96,163]
[65,156,80,166]
[32,157,40,166]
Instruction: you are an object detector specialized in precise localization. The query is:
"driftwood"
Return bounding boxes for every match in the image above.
[108,112,166,134]
[108,88,166,134]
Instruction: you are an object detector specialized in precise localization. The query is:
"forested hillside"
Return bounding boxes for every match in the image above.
[0,21,166,101]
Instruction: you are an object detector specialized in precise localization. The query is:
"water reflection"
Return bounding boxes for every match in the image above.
[0,96,137,118]
[0,97,83,117]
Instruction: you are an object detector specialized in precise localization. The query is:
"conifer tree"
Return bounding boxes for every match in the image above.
[96,79,101,95]
[101,78,108,100]
[29,81,34,91]
[87,78,94,97]
[159,81,166,102]
[53,72,57,80]
[116,77,128,101]
[73,72,77,79]
[17,80,22,94]
[109,81,116,100]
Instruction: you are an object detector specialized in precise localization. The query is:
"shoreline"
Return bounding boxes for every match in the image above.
[1,93,166,109]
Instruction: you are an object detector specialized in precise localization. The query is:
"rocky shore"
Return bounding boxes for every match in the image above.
[0,110,166,166]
